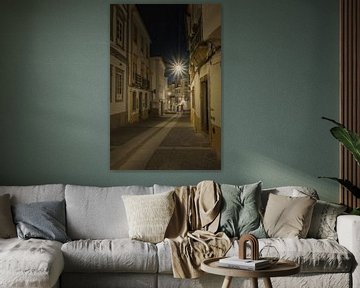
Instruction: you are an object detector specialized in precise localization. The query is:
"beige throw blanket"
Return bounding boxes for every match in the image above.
[165,181,231,278]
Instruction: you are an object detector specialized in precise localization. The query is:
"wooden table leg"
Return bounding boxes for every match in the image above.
[251,278,258,288]
[263,277,273,288]
[221,276,232,288]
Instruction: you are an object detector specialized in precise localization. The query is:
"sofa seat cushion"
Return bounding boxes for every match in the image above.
[156,240,173,274]
[229,238,354,273]
[0,238,64,288]
[62,239,158,273]
[157,238,353,274]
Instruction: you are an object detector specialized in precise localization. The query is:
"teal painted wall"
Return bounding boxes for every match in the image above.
[0,0,339,202]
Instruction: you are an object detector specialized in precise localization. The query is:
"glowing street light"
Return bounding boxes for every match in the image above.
[169,58,187,78]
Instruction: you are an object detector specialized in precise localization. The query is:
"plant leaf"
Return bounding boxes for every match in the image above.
[351,208,360,215]
[321,116,344,127]
[322,116,360,165]
[330,126,360,165]
[318,177,360,198]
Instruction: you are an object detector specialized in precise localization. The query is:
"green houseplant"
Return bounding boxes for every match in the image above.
[320,117,360,215]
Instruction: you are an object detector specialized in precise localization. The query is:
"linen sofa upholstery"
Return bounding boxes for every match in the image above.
[157,237,353,275]
[0,238,63,288]
[0,184,65,204]
[61,185,156,288]
[156,273,352,288]
[0,183,358,288]
[260,186,319,209]
[61,239,158,273]
[0,185,65,288]
[154,184,354,288]
[337,215,360,288]
[60,273,157,288]
[64,184,153,239]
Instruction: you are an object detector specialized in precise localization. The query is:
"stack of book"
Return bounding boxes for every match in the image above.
[218,257,271,270]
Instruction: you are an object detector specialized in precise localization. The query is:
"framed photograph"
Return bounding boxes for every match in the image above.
[110,4,221,170]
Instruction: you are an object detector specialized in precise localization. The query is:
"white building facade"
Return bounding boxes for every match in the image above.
[127,5,152,124]
[110,4,152,129]
[187,4,222,159]
[110,4,129,130]
[150,57,166,116]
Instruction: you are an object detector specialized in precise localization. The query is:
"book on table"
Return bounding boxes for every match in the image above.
[218,257,271,270]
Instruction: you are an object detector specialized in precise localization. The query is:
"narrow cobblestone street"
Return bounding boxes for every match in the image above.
[110,113,220,170]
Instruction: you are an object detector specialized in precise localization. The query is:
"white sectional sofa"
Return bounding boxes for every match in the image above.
[0,183,359,288]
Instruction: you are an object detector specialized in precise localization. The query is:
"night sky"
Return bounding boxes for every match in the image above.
[136,4,188,79]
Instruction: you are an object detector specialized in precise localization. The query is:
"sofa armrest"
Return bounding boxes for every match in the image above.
[337,215,360,288]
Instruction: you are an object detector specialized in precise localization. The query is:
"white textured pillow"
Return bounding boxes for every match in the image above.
[307,200,347,240]
[122,191,175,243]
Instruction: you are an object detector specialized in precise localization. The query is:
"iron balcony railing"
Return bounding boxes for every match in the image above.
[134,73,150,90]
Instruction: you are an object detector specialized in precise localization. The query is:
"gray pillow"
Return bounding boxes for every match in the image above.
[218,182,266,238]
[0,194,16,238]
[12,200,70,243]
[307,200,347,240]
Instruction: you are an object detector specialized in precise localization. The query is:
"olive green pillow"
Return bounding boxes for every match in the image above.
[0,194,16,238]
[218,182,266,238]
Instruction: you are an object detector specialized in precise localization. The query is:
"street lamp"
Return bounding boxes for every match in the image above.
[169,58,187,78]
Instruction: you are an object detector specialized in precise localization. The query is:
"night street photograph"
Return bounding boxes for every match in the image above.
[110,4,222,170]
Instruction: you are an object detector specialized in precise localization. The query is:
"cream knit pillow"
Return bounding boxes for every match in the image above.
[122,191,175,243]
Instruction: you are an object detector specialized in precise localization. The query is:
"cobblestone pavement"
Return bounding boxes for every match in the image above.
[110,112,220,170]
[110,115,169,146]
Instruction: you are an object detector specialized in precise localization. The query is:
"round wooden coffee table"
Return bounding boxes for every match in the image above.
[201,257,300,288]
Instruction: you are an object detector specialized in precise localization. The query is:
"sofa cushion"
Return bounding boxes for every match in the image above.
[153,184,176,194]
[261,238,353,273]
[218,182,266,238]
[65,185,153,239]
[156,240,173,274]
[230,238,353,273]
[0,194,16,238]
[158,237,353,274]
[307,200,347,240]
[0,238,64,288]
[122,191,175,243]
[12,200,70,243]
[61,239,158,273]
[0,184,65,204]
[263,193,316,238]
[261,186,319,213]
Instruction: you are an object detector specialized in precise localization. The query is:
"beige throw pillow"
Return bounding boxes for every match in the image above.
[263,193,316,238]
[122,191,175,243]
[0,194,17,238]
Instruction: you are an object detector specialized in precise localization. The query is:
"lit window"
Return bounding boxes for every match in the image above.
[115,68,124,102]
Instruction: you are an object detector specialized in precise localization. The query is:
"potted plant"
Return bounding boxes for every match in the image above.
[320,117,360,215]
